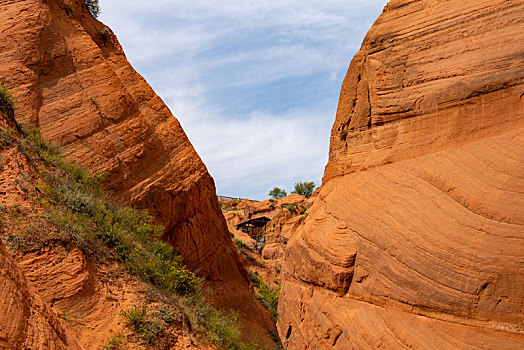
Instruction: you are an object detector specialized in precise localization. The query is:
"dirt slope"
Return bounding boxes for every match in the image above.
[278,0,524,348]
[0,0,274,337]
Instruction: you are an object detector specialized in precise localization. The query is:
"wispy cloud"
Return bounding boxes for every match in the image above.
[100,0,387,199]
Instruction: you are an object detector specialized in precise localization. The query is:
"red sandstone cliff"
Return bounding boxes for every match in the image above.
[0,0,274,338]
[0,109,217,349]
[278,0,524,348]
[0,241,82,350]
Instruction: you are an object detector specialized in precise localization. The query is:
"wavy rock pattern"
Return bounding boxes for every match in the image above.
[0,0,274,335]
[278,0,524,348]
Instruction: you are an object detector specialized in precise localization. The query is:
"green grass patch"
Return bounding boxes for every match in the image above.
[120,305,167,344]
[102,332,123,350]
[249,271,281,322]
[283,202,298,214]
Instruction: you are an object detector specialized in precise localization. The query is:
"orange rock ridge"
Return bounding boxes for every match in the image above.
[0,0,274,341]
[278,0,524,348]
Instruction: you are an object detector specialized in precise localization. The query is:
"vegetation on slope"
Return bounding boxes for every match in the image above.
[0,105,273,348]
[249,271,281,322]
[0,85,15,113]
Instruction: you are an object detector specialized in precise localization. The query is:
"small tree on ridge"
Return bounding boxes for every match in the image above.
[292,181,315,198]
[269,187,287,199]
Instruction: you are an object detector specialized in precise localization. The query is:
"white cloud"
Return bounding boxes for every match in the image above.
[99,0,387,199]
[157,87,331,198]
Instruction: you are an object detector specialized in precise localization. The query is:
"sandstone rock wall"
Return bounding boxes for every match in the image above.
[278,0,524,348]
[0,0,274,336]
[0,241,82,350]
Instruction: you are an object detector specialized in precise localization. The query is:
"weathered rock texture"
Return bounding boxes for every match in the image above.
[0,241,81,350]
[224,194,311,259]
[278,0,524,348]
[223,194,312,288]
[0,111,81,349]
[0,0,274,337]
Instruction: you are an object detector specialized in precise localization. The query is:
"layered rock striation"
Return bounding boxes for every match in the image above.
[0,0,274,336]
[278,0,524,348]
[0,241,82,350]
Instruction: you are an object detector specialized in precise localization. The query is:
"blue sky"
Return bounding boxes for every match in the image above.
[100,0,388,200]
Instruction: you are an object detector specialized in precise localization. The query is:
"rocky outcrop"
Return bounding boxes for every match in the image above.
[278,0,524,348]
[223,194,311,291]
[0,0,273,337]
[0,241,82,350]
[224,193,311,261]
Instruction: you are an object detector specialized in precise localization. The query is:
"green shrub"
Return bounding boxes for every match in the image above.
[103,332,123,350]
[234,238,244,251]
[121,305,166,345]
[198,306,242,349]
[99,27,110,41]
[20,126,65,170]
[158,305,176,323]
[299,204,307,215]
[121,305,148,331]
[283,203,298,214]
[268,187,286,199]
[0,84,15,114]
[234,238,260,263]
[249,271,281,321]
[291,181,315,198]
[86,0,100,18]
[0,128,17,147]
[339,129,348,141]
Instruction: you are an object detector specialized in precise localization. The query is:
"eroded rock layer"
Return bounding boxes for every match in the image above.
[278,0,524,348]
[0,242,81,350]
[0,0,274,336]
